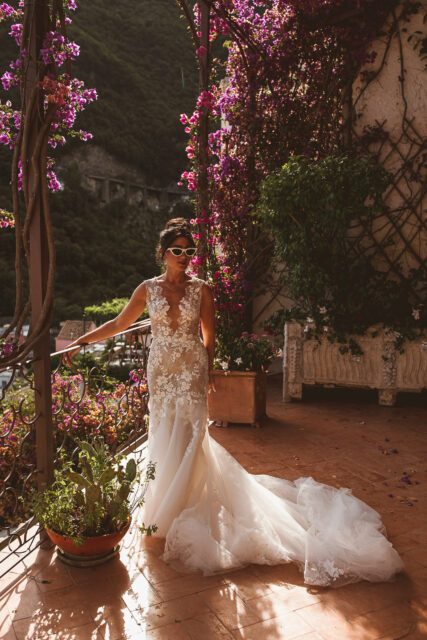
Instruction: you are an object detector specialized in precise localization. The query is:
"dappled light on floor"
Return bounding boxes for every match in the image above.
[1,377,426,639]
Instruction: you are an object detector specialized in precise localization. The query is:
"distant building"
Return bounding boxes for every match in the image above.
[0,369,12,390]
[55,320,97,353]
[0,323,29,346]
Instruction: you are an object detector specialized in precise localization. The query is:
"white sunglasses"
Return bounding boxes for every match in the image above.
[166,247,197,257]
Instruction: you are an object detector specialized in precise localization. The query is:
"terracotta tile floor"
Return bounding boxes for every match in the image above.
[1,378,426,640]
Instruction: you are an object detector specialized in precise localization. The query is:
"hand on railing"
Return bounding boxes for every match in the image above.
[52,320,152,369]
[60,343,85,368]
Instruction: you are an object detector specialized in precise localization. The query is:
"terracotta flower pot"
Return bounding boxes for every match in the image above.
[208,370,267,427]
[45,519,131,561]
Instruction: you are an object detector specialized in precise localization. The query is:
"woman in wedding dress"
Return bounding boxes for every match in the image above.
[68,217,403,587]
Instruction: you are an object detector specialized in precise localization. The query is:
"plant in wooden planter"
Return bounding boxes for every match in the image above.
[33,437,156,566]
[209,332,277,428]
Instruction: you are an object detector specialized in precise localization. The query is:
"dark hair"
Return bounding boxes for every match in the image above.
[156,218,196,264]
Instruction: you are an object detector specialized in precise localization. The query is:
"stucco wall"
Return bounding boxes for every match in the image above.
[351,6,427,274]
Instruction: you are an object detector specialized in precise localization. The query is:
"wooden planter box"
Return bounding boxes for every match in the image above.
[208,370,267,427]
[283,321,427,406]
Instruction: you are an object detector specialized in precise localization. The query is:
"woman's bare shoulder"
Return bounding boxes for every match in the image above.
[200,280,214,302]
[133,278,154,299]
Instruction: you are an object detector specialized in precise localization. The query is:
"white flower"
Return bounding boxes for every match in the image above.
[235,357,243,365]
[277,348,283,358]
[319,306,327,315]
[306,316,314,323]
[220,360,229,371]
[412,308,420,321]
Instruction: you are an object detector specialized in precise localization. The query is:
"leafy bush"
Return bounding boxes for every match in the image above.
[257,155,427,346]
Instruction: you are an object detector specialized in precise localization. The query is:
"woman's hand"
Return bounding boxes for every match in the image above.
[208,371,216,394]
[62,343,84,368]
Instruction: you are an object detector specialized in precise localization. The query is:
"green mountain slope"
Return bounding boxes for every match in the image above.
[0,0,198,185]
[70,0,198,184]
[0,1,199,319]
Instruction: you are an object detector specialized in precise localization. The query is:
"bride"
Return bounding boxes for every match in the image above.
[67,217,403,587]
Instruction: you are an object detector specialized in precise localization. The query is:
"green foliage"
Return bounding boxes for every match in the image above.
[1,366,149,527]
[214,332,277,372]
[257,155,427,345]
[84,298,129,322]
[33,437,156,543]
[0,162,168,319]
[84,298,149,323]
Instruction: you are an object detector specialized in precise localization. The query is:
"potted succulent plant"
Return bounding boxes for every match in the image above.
[208,332,278,428]
[34,437,156,566]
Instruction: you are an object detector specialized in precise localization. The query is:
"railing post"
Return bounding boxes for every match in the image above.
[25,0,54,490]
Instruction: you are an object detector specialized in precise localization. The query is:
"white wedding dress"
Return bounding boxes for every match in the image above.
[141,275,403,587]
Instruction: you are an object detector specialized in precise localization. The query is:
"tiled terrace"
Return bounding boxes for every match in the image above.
[1,377,426,639]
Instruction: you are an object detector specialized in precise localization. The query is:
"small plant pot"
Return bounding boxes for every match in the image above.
[45,519,131,566]
[208,370,267,427]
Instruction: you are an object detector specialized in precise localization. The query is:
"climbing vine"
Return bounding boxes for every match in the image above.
[179,0,426,343]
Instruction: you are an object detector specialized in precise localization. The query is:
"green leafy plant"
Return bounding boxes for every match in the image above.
[257,155,427,350]
[214,332,278,372]
[33,437,157,544]
[85,299,139,323]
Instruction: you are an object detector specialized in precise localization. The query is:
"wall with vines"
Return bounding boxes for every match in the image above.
[254,1,427,332]
[178,0,426,340]
[350,5,426,306]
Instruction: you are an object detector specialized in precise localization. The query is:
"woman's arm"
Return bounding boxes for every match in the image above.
[200,283,215,372]
[64,282,148,363]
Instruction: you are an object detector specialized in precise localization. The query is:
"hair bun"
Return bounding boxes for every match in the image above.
[165,217,191,231]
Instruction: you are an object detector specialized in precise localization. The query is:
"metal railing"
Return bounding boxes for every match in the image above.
[0,319,151,580]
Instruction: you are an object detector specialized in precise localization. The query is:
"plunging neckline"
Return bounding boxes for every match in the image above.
[154,276,194,334]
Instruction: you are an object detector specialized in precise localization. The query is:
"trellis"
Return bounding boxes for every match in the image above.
[348,5,427,303]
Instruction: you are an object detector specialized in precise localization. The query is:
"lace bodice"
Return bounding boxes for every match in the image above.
[145,276,208,412]
[146,276,204,342]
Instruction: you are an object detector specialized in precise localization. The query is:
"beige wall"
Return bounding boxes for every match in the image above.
[351,5,427,274]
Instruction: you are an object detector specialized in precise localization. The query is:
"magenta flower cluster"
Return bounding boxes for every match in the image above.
[0,0,97,209]
[179,0,391,338]
[0,208,15,230]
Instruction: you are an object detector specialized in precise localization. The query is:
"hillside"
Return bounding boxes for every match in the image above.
[0,1,199,319]
[69,0,199,184]
[0,0,199,185]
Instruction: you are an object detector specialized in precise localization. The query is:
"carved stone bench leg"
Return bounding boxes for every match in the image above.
[378,389,397,406]
[283,322,303,403]
[380,338,397,407]
[284,382,303,402]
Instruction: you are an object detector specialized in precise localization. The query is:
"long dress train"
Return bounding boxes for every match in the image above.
[140,276,404,587]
